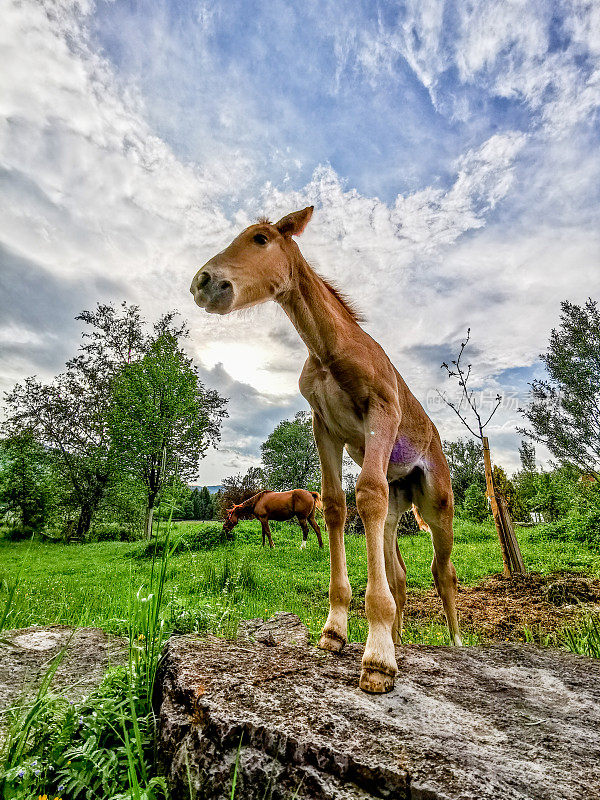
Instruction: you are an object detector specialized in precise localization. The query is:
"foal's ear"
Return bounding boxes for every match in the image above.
[275,206,314,238]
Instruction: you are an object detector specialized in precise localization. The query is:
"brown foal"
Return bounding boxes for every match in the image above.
[190,206,461,694]
[222,489,324,549]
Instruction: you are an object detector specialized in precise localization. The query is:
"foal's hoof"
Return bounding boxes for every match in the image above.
[318,629,346,653]
[359,667,396,694]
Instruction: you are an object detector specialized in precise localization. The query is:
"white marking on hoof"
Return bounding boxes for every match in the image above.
[300,540,307,550]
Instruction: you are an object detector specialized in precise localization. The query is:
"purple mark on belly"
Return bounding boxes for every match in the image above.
[390,436,417,465]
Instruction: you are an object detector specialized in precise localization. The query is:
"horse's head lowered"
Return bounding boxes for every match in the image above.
[190,207,313,314]
[222,506,240,537]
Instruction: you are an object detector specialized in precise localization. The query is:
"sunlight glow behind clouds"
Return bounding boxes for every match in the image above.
[1,0,599,480]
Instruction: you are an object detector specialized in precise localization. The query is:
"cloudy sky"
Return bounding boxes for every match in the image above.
[1,0,599,483]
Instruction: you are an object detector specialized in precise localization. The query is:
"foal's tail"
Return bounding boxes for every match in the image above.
[412,504,430,532]
[310,491,323,511]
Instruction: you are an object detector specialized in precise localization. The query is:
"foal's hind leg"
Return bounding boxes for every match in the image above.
[413,458,461,646]
[384,484,410,644]
[298,517,309,550]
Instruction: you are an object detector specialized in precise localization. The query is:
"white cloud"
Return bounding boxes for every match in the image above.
[1,0,599,479]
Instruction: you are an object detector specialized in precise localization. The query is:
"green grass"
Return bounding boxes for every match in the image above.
[1,518,599,645]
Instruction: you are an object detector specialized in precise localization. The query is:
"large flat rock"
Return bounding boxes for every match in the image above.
[155,614,600,800]
[0,625,128,717]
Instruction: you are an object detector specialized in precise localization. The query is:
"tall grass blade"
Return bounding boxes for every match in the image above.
[230,733,243,800]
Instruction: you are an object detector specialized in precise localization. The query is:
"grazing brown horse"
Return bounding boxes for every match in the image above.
[223,489,324,549]
[190,206,461,694]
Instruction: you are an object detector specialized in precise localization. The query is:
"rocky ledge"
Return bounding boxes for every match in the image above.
[154,612,600,800]
[0,625,128,716]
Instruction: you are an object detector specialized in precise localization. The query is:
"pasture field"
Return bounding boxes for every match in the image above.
[1,519,599,800]
[2,518,599,645]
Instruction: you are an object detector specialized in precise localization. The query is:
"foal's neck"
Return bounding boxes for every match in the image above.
[278,253,361,364]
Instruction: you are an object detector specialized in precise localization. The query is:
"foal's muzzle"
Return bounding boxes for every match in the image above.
[190,270,234,314]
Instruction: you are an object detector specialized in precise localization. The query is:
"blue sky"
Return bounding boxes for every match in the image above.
[1,0,599,480]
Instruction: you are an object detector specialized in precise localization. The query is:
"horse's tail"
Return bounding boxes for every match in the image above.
[310,491,323,511]
[412,504,430,532]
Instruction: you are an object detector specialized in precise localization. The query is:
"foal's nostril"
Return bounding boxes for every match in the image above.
[198,272,211,290]
[219,280,232,292]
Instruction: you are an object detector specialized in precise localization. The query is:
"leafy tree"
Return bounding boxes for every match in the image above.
[462,483,491,523]
[261,411,320,491]
[220,467,264,515]
[109,332,227,538]
[520,299,600,480]
[192,486,215,520]
[99,475,146,538]
[519,440,537,472]
[0,431,53,532]
[5,373,113,538]
[532,467,577,522]
[513,440,539,517]
[3,303,148,537]
[443,438,486,507]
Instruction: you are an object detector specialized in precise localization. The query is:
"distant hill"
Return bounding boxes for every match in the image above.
[189,484,221,495]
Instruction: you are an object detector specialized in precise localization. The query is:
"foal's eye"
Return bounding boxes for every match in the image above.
[253,233,268,245]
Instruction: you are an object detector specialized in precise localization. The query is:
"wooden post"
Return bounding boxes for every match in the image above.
[497,495,526,574]
[482,436,511,577]
[482,436,526,576]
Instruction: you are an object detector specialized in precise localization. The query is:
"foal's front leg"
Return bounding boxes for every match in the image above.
[356,414,399,694]
[313,415,350,653]
[259,517,274,548]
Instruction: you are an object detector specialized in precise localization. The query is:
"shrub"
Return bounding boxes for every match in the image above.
[89,522,136,542]
[131,523,228,559]
[461,484,491,523]
[4,525,36,542]
[543,510,600,550]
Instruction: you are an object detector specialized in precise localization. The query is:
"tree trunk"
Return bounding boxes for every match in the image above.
[145,504,155,540]
[76,505,93,539]
[145,487,159,540]
[74,472,109,540]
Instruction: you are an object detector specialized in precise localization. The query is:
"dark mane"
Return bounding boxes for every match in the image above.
[320,276,365,323]
[257,216,272,225]
[236,490,269,514]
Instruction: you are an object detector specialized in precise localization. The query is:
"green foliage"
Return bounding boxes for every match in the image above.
[461,483,491,523]
[109,331,227,536]
[0,509,177,800]
[520,298,600,478]
[542,510,600,551]
[0,431,54,532]
[519,440,537,472]
[443,438,486,507]
[398,510,419,535]
[3,303,148,538]
[193,486,216,520]
[491,464,525,520]
[97,477,147,539]
[261,411,320,491]
[562,613,600,658]
[89,522,136,543]
[523,467,577,522]
[3,303,227,542]
[132,523,228,558]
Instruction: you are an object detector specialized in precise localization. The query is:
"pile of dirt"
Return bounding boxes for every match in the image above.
[407,571,600,639]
